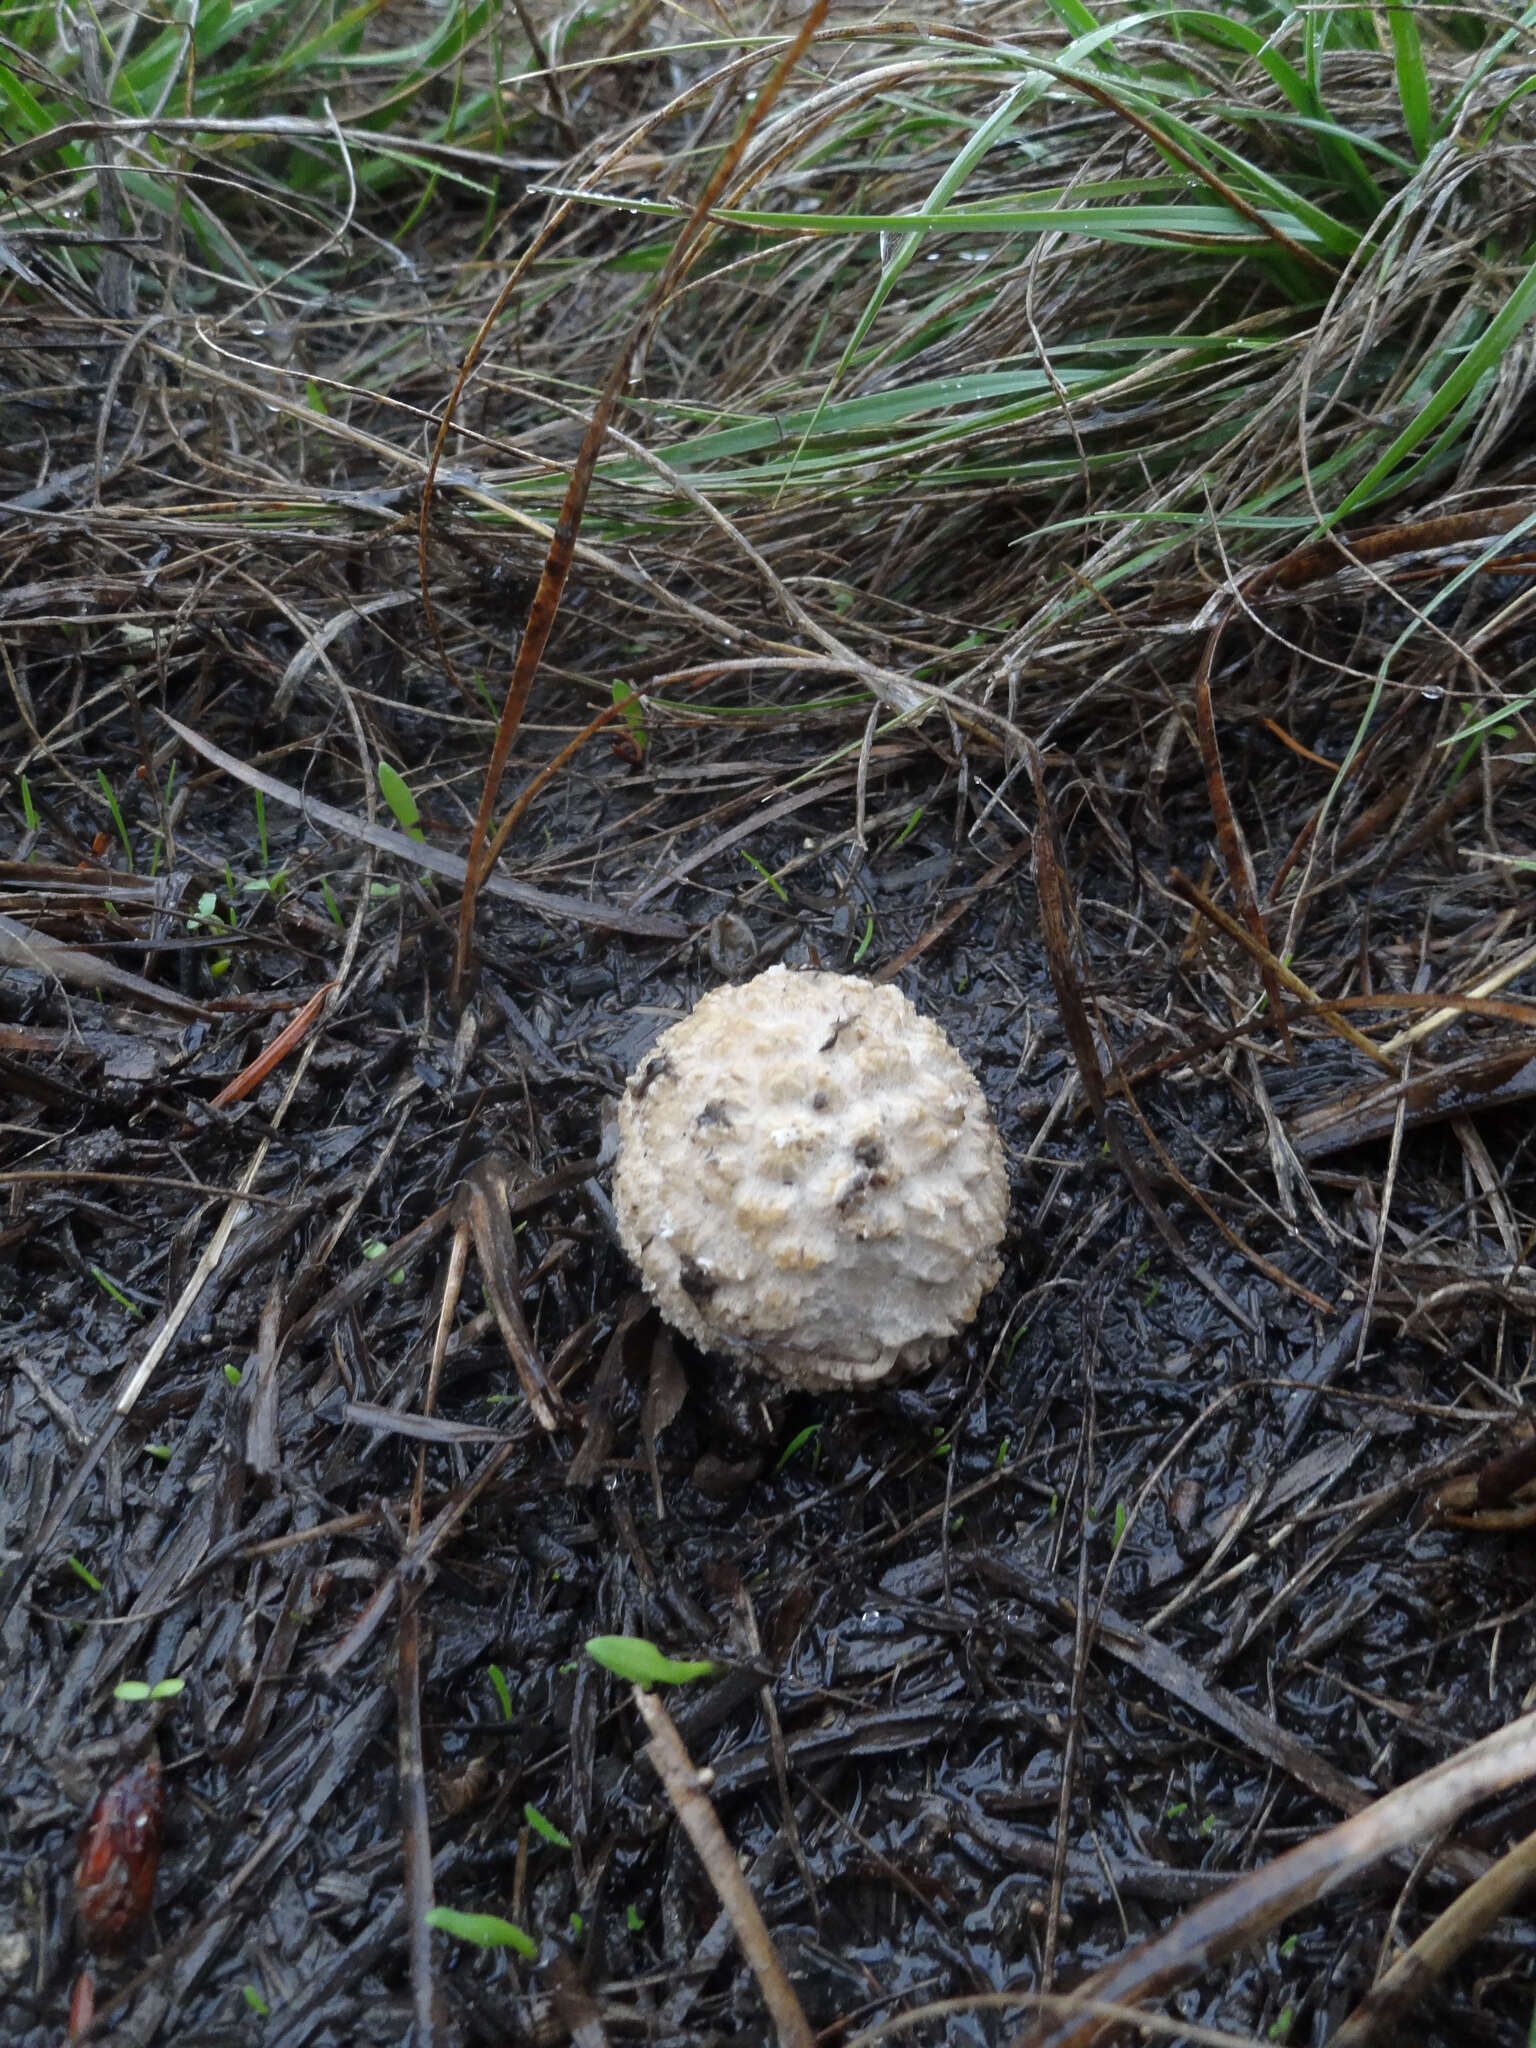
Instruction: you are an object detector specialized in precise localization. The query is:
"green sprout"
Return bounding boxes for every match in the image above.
[90,1266,143,1318]
[524,1804,571,1848]
[425,1907,538,1959]
[378,760,425,842]
[775,1423,822,1472]
[739,849,788,902]
[96,769,134,870]
[488,1664,513,1721]
[114,1677,186,1702]
[611,680,647,754]
[585,1637,717,1688]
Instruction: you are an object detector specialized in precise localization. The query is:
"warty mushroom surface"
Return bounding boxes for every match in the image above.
[613,965,1008,1391]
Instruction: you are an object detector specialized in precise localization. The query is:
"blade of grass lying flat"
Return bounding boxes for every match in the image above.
[1124,99,1361,260]
[562,194,1339,254]
[159,714,685,939]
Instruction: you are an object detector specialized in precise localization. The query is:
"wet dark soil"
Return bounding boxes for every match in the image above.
[9,136,1536,2039]
[6,300,1536,2048]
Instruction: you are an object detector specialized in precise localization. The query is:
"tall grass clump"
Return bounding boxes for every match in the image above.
[2,3,1534,810]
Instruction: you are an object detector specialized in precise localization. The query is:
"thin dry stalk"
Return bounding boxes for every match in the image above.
[632,1685,815,2048]
[397,1586,436,2048]
[1330,1821,1536,2046]
[444,0,831,1008]
[1015,1704,1536,2048]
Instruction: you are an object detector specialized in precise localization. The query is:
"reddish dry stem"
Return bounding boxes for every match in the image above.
[209,980,334,1109]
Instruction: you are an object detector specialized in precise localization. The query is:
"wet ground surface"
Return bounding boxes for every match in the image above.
[5,561,1536,2048]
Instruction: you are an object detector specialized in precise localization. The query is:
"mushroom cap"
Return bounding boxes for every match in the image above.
[613,965,1008,1390]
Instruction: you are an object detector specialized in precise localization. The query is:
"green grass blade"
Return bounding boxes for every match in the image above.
[1332,243,1536,524]
[1386,2,1433,158]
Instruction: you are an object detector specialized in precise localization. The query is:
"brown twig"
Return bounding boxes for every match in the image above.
[632,1685,815,2048]
[1193,619,1293,1060]
[1330,1822,1536,2046]
[209,980,334,1109]
[445,0,831,1008]
[1015,1704,1536,2048]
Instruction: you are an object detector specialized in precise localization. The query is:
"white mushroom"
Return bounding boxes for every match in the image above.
[612,965,1008,1391]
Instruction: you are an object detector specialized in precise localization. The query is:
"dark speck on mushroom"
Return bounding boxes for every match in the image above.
[634,1052,675,1096]
[679,1257,715,1301]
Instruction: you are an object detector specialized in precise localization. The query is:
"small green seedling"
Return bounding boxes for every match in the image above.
[242,1985,270,2016]
[188,891,230,935]
[378,761,425,842]
[224,1363,243,1388]
[68,1556,103,1592]
[626,1903,644,1933]
[523,1803,571,1848]
[425,1907,538,1959]
[187,891,234,978]
[114,1677,186,1702]
[584,1636,717,1687]
[739,849,788,902]
[611,680,647,755]
[96,769,134,871]
[362,1239,406,1284]
[892,805,924,849]
[19,774,38,831]
[488,1664,513,1721]
[90,1266,143,1318]
[775,1423,822,1472]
